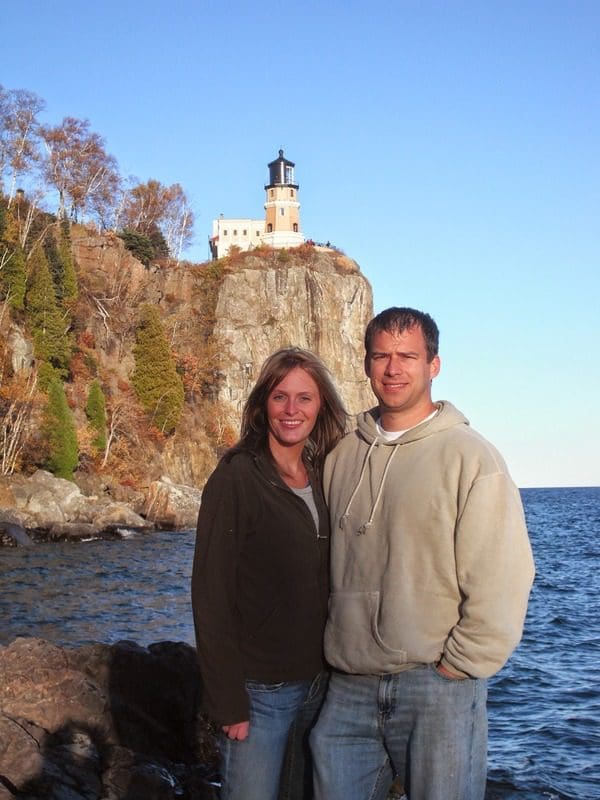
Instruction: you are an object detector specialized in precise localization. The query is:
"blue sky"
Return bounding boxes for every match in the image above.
[2,1,598,487]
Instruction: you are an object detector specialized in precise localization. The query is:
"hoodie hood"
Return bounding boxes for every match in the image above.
[357,401,470,446]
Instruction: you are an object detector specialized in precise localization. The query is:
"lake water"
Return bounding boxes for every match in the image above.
[1,486,599,799]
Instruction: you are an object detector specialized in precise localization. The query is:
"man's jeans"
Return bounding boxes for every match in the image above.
[219,672,327,800]
[310,665,488,800]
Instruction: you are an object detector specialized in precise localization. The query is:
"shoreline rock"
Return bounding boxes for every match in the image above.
[0,471,201,545]
[0,637,219,799]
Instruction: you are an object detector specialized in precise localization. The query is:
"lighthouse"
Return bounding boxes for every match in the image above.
[261,149,304,249]
[209,149,305,259]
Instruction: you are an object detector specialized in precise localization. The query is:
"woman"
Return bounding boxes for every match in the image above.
[192,347,347,800]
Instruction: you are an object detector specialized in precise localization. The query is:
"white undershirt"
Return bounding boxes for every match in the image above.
[375,407,439,442]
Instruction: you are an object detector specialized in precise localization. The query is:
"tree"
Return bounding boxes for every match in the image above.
[0,202,26,309]
[132,305,184,433]
[0,370,38,476]
[0,86,44,204]
[43,231,64,299]
[121,179,194,259]
[58,218,78,301]
[25,245,71,383]
[118,228,155,266]
[0,242,26,310]
[43,376,78,480]
[40,116,120,222]
[85,379,107,453]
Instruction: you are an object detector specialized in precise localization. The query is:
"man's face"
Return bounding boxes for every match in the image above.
[365,325,440,428]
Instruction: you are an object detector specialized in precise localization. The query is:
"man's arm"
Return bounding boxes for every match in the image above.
[441,472,535,678]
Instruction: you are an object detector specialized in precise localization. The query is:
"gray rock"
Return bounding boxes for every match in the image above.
[93,504,153,532]
[0,509,36,546]
[144,478,202,530]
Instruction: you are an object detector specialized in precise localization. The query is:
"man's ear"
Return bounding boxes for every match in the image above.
[364,354,371,378]
[430,355,441,380]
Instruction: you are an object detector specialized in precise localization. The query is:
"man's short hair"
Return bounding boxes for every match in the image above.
[364,307,439,362]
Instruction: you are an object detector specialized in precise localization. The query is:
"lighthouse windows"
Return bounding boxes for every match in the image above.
[280,208,285,216]
[285,165,294,183]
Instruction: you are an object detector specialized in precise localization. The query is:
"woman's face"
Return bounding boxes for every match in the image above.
[267,367,322,449]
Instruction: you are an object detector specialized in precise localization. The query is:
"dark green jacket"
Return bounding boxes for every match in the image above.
[192,447,329,725]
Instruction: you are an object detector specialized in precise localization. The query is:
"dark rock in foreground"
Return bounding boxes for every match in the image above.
[0,637,218,799]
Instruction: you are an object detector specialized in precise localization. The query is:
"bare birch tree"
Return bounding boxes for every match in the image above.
[40,117,120,222]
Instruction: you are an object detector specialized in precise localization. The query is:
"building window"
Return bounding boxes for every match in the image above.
[267,223,273,232]
[285,165,294,183]
[290,189,294,198]
[256,230,260,237]
[243,229,247,236]
[293,223,298,232]
[223,229,228,236]
[270,189,274,198]
[280,208,285,216]
[233,229,237,235]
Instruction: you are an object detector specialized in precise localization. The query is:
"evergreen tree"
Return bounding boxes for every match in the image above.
[132,305,184,433]
[85,379,107,453]
[44,377,79,480]
[0,204,25,309]
[59,218,78,301]
[118,228,155,266]
[148,226,169,258]
[1,242,27,311]
[43,232,64,300]
[25,246,71,385]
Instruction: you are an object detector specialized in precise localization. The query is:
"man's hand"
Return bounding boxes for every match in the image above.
[222,721,250,740]
[436,662,466,680]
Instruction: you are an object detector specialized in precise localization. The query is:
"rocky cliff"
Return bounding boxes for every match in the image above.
[1,236,374,515]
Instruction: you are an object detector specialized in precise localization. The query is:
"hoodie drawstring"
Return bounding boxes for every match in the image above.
[339,440,400,535]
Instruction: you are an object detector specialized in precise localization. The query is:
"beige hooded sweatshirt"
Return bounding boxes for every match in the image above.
[323,401,535,678]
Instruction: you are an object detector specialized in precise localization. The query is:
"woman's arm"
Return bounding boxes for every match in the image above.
[192,459,251,726]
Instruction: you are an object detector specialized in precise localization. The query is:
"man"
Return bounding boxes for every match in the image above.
[311,307,534,800]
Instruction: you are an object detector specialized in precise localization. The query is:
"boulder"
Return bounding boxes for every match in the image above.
[0,637,219,799]
[0,509,36,546]
[91,503,153,534]
[144,477,202,530]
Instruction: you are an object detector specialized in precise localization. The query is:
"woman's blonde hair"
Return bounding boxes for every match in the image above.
[239,347,347,470]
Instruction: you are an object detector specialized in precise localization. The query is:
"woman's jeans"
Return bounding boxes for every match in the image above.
[310,665,488,800]
[219,672,327,800]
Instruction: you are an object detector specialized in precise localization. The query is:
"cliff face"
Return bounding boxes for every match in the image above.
[3,236,374,491]
[211,250,373,421]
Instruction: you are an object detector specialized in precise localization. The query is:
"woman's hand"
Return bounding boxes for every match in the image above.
[222,721,250,740]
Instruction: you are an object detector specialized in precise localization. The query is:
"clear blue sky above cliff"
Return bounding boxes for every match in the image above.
[2,1,599,487]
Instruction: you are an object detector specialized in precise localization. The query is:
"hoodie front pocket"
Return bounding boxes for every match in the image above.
[325,591,407,674]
